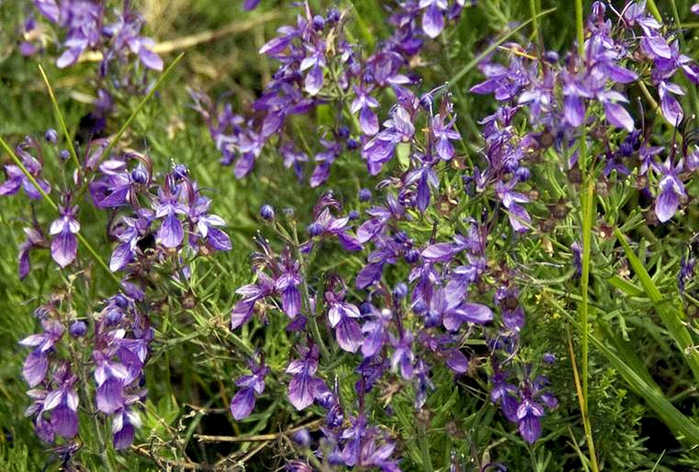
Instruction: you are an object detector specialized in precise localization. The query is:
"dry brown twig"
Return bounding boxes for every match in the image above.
[78,11,281,63]
[194,418,323,444]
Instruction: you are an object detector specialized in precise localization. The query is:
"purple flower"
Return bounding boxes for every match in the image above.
[49,204,80,268]
[362,307,392,358]
[94,354,130,414]
[43,366,79,439]
[104,10,163,71]
[391,331,415,379]
[431,114,460,160]
[496,180,531,232]
[18,224,48,279]
[326,292,362,353]
[0,139,51,199]
[231,271,275,329]
[655,159,686,223]
[300,44,326,96]
[517,397,545,444]
[230,356,269,420]
[351,86,380,135]
[154,186,187,248]
[286,345,326,410]
[276,259,303,318]
[20,320,64,387]
[419,0,448,38]
[112,406,141,450]
[109,212,153,272]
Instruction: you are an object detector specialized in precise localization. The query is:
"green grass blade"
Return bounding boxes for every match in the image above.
[38,64,82,172]
[447,8,557,86]
[614,227,699,384]
[590,333,699,444]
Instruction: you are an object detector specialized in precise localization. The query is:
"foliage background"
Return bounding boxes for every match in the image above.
[0,0,699,470]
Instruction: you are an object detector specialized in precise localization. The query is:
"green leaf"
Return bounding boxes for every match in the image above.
[614,227,699,384]
[590,333,699,444]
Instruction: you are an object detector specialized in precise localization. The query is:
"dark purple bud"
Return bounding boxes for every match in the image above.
[515,167,531,181]
[543,353,556,364]
[312,15,325,30]
[69,320,87,338]
[543,51,559,64]
[413,300,426,315]
[393,283,408,300]
[348,210,359,220]
[260,205,275,221]
[337,126,350,139]
[114,294,128,308]
[619,142,633,157]
[45,129,58,144]
[173,164,189,180]
[59,150,70,161]
[327,8,340,24]
[394,231,409,244]
[131,167,148,184]
[405,249,420,264]
[359,302,373,315]
[291,428,311,447]
[105,308,123,325]
[347,139,359,150]
[307,222,323,237]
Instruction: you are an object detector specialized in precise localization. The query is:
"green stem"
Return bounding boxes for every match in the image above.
[530,0,541,48]
[101,52,185,164]
[291,224,331,360]
[38,64,82,174]
[668,0,699,124]
[574,5,599,467]
[575,0,584,58]
[0,137,120,284]
[418,422,433,472]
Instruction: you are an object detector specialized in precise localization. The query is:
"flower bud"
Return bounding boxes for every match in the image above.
[393,282,408,300]
[131,166,148,184]
[404,249,420,264]
[515,167,530,182]
[173,163,189,180]
[45,129,58,144]
[326,8,340,24]
[59,150,70,160]
[307,222,323,237]
[358,188,372,202]
[312,15,325,30]
[291,429,311,447]
[69,320,87,338]
[259,204,275,221]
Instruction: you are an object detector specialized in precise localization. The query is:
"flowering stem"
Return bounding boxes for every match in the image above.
[100,52,185,165]
[291,224,331,360]
[529,0,541,48]
[0,136,121,284]
[38,64,82,175]
[446,8,557,87]
[575,0,584,59]
[667,0,699,124]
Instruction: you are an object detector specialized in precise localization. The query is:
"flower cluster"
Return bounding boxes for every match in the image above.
[193,1,470,185]
[228,177,558,470]
[25,0,162,72]
[470,0,699,226]
[3,123,231,455]
[20,290,150,450]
